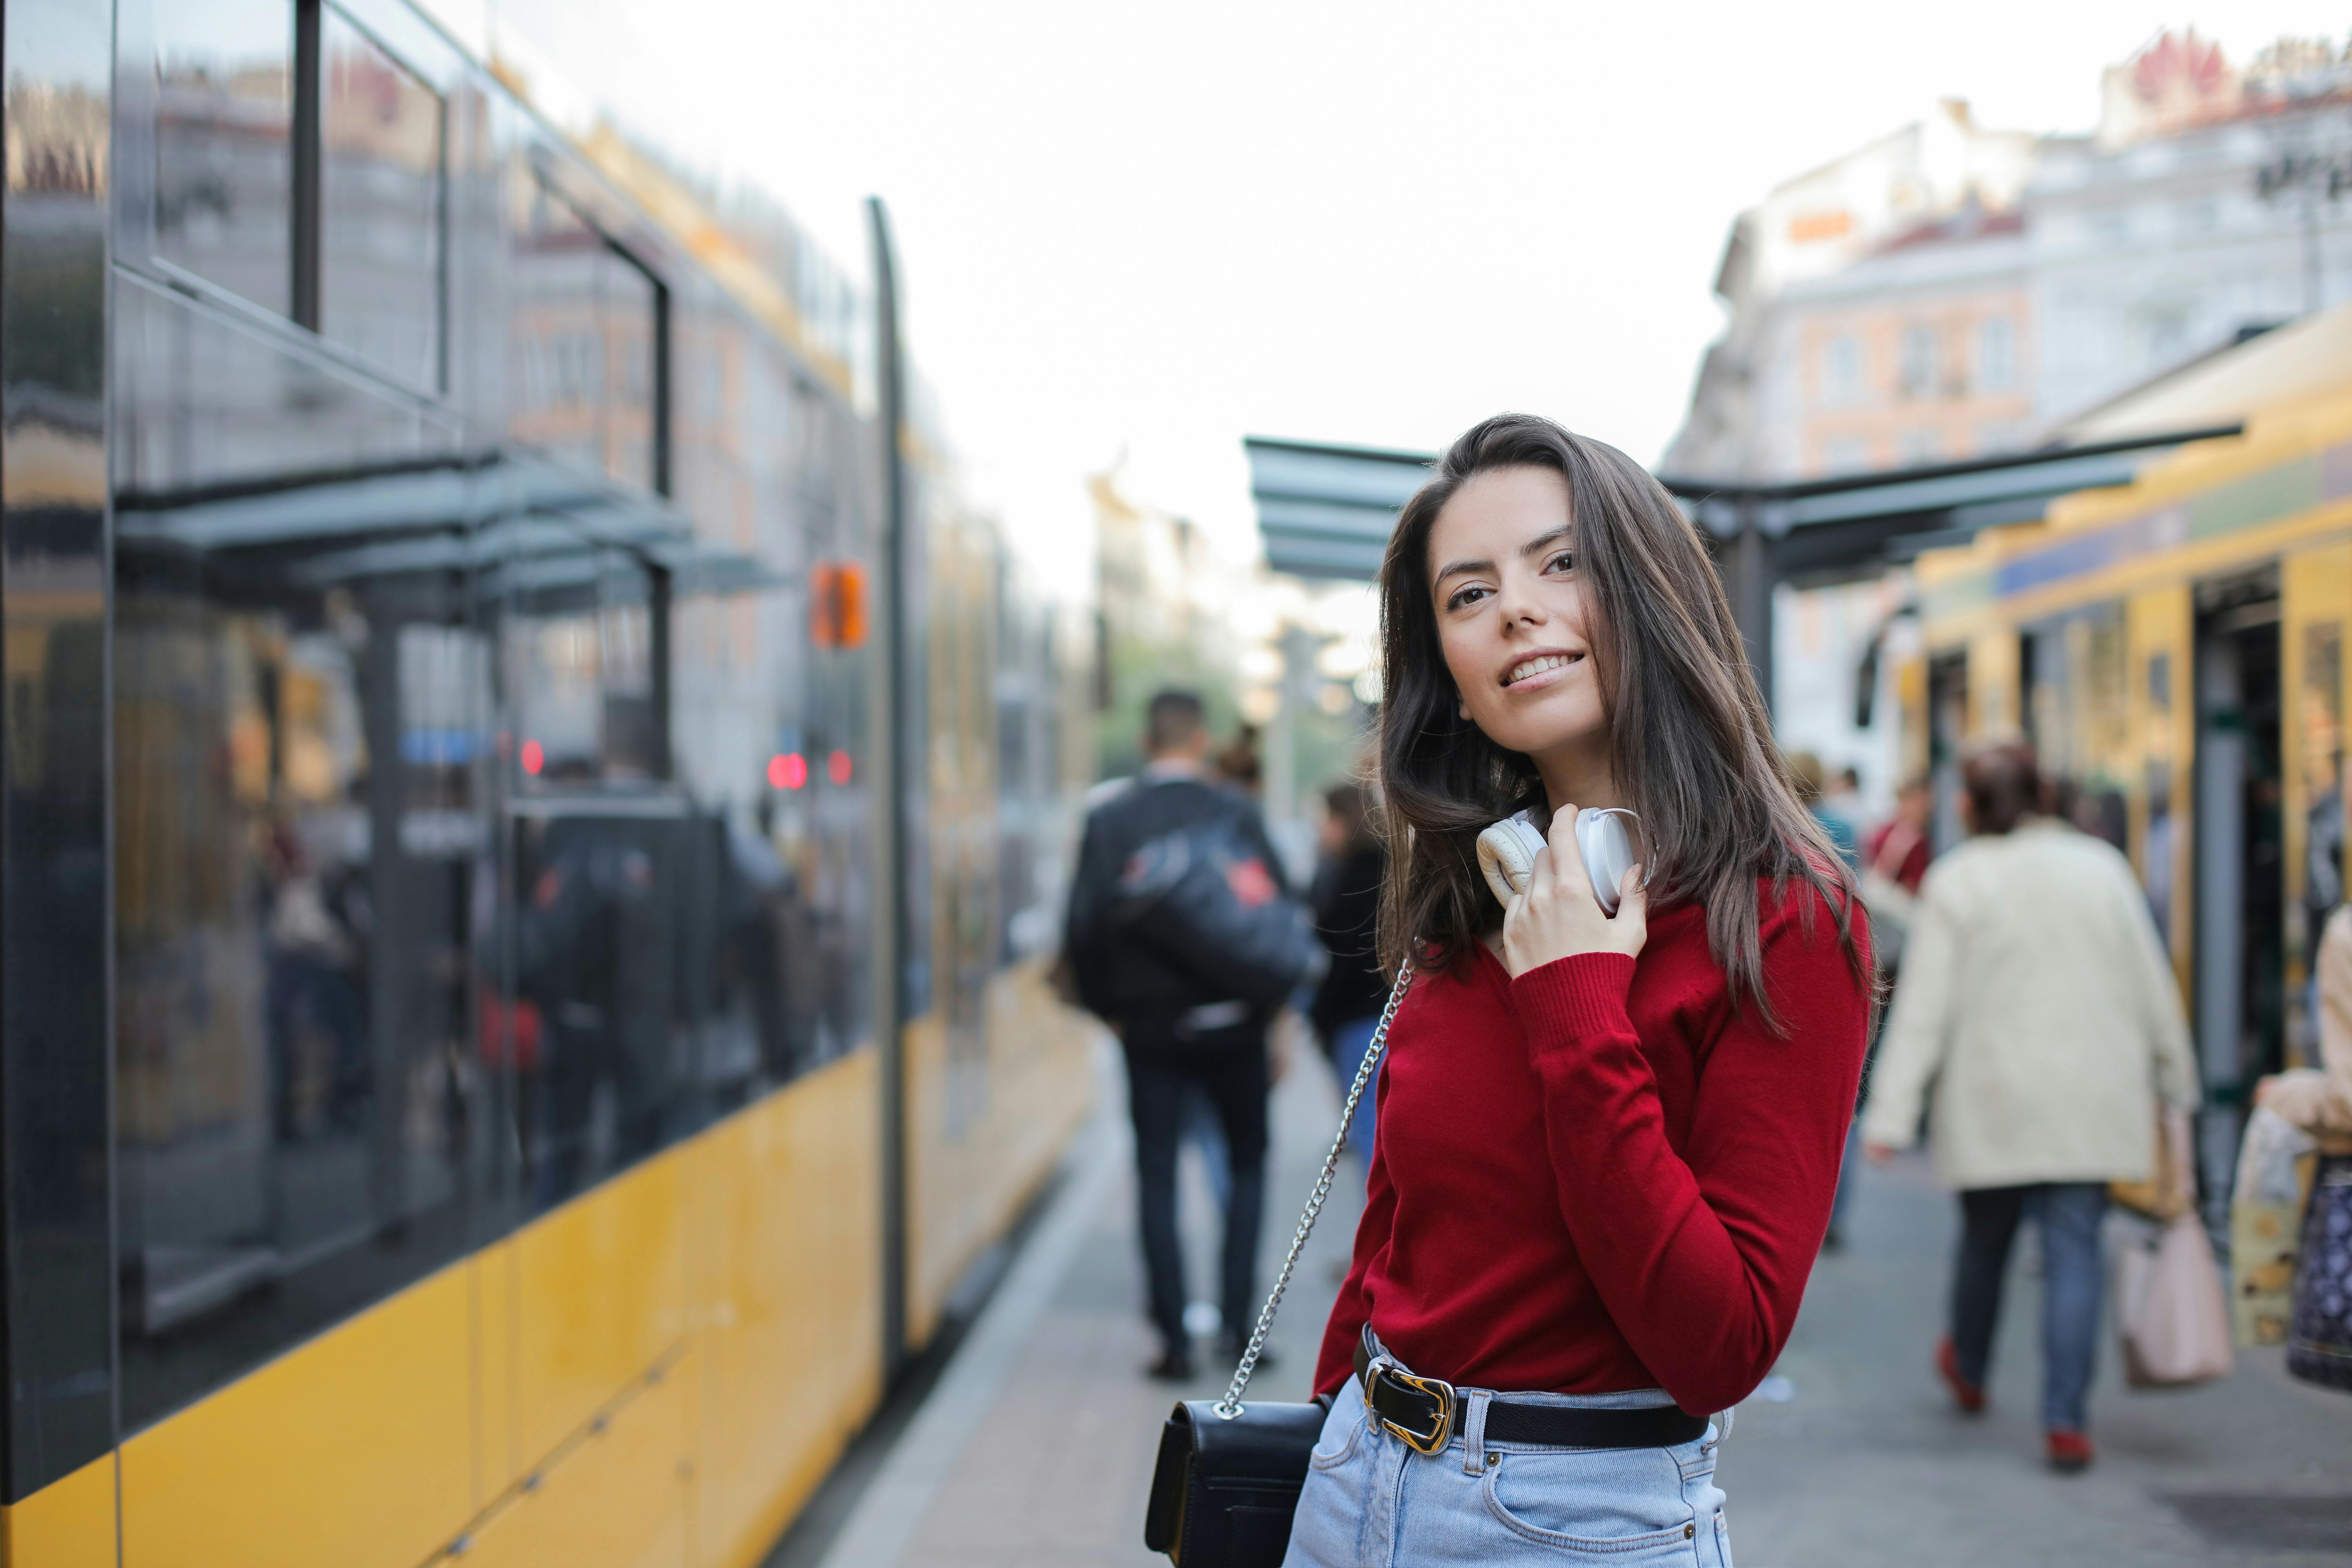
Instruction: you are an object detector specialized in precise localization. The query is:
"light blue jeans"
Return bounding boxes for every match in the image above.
[1284,1376,1731,1566]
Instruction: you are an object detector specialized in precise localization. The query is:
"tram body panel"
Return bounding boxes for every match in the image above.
[694,1050,883,1568]
[0,1456,115,1568]
[118,1261,472,1568]
[905,960,1094,1345]
[452,1348,692,1568]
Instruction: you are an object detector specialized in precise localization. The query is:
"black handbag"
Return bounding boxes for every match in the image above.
[1143,965,1412,1565]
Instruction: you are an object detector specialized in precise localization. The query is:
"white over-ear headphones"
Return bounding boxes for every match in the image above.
[1476,808,1644,915]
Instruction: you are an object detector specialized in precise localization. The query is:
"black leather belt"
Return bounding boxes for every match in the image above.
[1354,1336,1707,1456]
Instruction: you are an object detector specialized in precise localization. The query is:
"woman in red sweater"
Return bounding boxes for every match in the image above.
[1283,416,1870,1567]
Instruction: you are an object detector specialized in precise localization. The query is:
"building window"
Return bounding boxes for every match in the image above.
[1898,428,1941,467]
[1819,436,1872,474]
[1976,316,2015,394]
[1899,324,1938,399]
[1821,335,1864,408]
[1977,317,2016,393]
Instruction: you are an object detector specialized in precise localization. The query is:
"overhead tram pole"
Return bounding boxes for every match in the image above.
[867,196,913,1382]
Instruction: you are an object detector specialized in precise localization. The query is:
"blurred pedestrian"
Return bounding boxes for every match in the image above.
[1308,782,1388,1178]
[1790,750,1860,869]
[1864,774,1933,898]
[1064,689,1293,1381]
[1214,722,1263,796]
[1287,416,1870,1565]
[1862,740,2198,1474]
[1822,773,1936,1250]
[1816,771,1929,1250]
[1826,764,1866,842]
[2257,902,2352,1392]
[2256,902,2352,1143]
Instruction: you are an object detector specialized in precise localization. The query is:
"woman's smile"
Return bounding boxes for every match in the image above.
[1499,648,1584,690]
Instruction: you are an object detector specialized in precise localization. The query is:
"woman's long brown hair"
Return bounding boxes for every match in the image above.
[1375,414,1866,1025]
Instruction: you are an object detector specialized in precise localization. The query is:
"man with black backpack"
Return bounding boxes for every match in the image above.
[1065,689,1314,1381]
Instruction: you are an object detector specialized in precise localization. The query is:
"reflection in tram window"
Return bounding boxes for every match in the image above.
[152,0,292,314]
[113,494,488,1430]
[510,178,659,491]
[502,551,658,784]
[320,7,444,387]
[505,810,700,1210]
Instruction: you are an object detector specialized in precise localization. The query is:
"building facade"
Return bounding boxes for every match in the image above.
[1668,30,2352,486]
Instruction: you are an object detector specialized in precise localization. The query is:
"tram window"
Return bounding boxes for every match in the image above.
[319,7,445,388]
[510,177,662,493]
[113,489,490,1431]
[152,0,294,315]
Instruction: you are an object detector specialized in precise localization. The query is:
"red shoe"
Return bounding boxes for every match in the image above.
[1935,1338,1985,1414]
[2047,1429,2095,1473]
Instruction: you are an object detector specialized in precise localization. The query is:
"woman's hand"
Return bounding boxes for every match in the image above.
[1500,804,1648,978]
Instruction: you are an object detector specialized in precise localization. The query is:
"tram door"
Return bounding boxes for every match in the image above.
[2191,572,2285,1208]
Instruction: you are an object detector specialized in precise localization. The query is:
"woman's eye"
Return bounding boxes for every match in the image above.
[1446,584,1490,612]
[1544,551,1576,575]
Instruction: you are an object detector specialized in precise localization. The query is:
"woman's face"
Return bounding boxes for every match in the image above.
[1426,465,1609,764]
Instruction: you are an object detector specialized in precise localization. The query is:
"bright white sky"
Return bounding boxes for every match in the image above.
[441,2,2343,599]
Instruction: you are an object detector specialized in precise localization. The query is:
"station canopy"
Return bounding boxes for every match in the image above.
[1246,426,2245,589]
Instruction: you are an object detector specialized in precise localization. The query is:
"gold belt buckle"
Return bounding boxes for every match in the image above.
[1368,1360,1457,1456]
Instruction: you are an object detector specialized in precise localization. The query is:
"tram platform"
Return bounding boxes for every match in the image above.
[779,1035,2352,1568]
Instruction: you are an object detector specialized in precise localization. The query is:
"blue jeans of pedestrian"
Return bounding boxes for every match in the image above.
[1283,1376,1731,1566]
[1951,1181,2107,1433]
[1327,1015,1381,1181]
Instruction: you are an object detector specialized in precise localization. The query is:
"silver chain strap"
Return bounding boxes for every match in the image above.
[1213,962,1414,1420]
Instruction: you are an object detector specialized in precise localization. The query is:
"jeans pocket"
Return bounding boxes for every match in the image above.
[1480,1448,1700,1560]
[1308,1407,1366,1472]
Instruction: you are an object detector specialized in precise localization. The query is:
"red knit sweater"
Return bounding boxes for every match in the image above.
[1313,880,1870,1417]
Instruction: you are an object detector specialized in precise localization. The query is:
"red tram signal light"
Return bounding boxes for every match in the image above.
[810,561,869,649]
[827,749,852,786]
[768,753,809,790]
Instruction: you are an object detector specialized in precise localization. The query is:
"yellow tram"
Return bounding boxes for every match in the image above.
[1,1,1096,1563]
[1900,315,2352,1192]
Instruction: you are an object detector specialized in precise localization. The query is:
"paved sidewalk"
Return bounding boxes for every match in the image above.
[821,1038,2352,1567]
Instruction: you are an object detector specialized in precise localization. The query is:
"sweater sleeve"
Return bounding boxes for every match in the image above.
[1508,907,1866,1416]
[1313,1069,1398,1396]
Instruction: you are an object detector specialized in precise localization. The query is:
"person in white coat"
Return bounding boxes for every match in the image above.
[1862,740,2198,1474]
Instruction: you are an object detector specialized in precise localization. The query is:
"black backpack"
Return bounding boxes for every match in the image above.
[1112,812,1322,1013]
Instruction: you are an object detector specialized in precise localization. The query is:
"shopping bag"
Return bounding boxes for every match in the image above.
[2286,1156,2352,1394]
[2230,1107,2319,1346]
[2117,1211,2234,1388]
[2112,1106,2196,1223]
